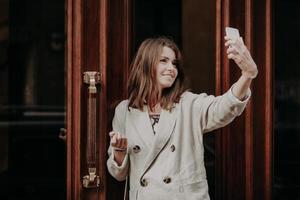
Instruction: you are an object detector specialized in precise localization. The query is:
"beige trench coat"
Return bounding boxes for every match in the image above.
[107,87,250,200]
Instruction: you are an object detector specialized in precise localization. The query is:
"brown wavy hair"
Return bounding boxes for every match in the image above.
[128,37,186,111]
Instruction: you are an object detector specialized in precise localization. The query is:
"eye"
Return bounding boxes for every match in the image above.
[172,60,179,67]
[160,58,167,63]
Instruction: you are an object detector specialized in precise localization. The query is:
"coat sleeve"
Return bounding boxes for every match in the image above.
[187,85,251,133]
[106,101,129,181]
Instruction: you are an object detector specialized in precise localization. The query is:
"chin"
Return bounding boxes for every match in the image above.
[161,82,174,89]
[159,79,175,89]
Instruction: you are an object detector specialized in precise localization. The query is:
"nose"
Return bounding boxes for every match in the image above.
[167,61,176,70]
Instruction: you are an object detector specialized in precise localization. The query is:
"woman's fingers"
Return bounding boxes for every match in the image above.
[226,37,247,62]
[109,131,116,138]
[118,138,128,149]
[227,46,239,55]
[109,131,118,145]
[120,138,128,149]
[109,131,128,150]
[116,133,121,145]
[111,135,117,145]
[227,53,235,59]
[225,36,258,78]
[225,39,235,47]
[225,37,244,50]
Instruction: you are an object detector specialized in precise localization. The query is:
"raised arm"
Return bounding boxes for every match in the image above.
[225,36,258,100]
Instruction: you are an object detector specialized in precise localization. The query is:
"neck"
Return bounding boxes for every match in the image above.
[149,103,161,114]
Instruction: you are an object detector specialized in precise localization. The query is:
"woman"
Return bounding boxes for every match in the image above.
[107,36,258,200]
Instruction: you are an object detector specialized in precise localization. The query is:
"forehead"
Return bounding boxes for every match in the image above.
[161,46,176,59]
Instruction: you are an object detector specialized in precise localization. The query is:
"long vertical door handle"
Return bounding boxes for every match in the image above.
[82,71,101,188]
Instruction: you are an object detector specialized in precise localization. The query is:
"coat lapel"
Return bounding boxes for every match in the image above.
[128,106,155,149]
[140,105,178,177]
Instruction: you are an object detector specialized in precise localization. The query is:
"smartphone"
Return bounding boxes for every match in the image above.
[225,27,240,39]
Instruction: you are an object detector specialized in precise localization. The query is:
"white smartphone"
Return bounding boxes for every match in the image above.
[225,27,240,39]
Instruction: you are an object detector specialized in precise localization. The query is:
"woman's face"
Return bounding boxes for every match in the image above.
[156,46,178,91]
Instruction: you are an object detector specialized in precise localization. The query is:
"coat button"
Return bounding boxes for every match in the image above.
[140,178,148,187]
[170,145,176,152]
[163,176,172,184]
[133,145,141,153]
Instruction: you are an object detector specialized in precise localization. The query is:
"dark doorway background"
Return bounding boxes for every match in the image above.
[0,0,66,199]
[133,0,182,50]
[274,0,300,199]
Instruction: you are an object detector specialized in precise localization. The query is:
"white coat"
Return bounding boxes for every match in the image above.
[107,87,250,200]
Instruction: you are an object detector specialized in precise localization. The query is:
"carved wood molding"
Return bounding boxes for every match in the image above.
[66,0,83,199]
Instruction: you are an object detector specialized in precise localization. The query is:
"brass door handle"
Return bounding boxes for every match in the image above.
[82,71,101,189]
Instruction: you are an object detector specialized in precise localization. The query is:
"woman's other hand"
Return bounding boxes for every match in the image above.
[225,36,258,79]
[109,131,127,165]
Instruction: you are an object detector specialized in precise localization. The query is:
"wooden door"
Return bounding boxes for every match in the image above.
[66,0,131,199]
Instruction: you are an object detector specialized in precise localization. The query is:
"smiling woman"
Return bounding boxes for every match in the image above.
[106,35,257,200]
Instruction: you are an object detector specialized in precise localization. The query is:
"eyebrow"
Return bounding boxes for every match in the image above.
[160,56,177,61]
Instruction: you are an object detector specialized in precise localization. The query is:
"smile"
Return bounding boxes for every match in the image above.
[162,74,174,78]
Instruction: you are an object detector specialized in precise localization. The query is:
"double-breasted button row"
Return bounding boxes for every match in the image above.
[133,145,141,153]
[133,144,174,153]
[140,178,148,187]
[163,176,172,184]
[140,176,172,187]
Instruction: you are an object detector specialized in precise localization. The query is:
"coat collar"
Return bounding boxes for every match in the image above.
[129,105,178,178]
[128,106,155,149]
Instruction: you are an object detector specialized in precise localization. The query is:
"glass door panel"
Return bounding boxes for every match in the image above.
[0,0,66,199]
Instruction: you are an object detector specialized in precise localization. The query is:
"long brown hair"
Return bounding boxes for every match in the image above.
[128,37,186,111]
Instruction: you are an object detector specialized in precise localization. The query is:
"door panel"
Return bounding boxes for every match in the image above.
[66,0,103,199]
[66,0,128,199]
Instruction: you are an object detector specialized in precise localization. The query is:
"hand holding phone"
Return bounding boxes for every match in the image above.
[224,27,258,79]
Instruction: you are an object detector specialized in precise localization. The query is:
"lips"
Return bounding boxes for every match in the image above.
[162,74,175,78]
